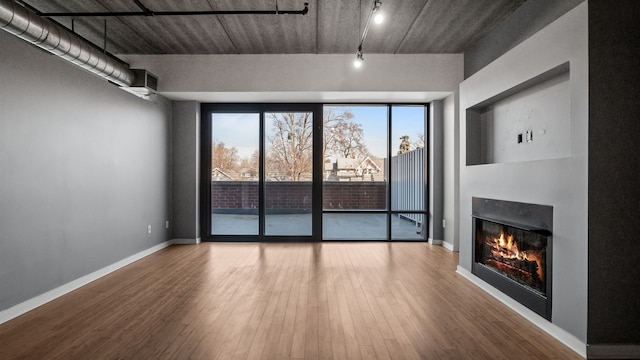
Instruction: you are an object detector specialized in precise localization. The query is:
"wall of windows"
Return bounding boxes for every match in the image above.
[201,103,428,241]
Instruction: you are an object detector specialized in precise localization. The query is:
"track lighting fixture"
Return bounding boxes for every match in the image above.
[354,51,364,68]
[374,13,384,24]
[354,0,383,68]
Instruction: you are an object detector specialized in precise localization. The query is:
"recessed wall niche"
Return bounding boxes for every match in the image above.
[466,62,571,166]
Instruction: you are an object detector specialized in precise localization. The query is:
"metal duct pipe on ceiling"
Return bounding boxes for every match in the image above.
[0,0,133,87]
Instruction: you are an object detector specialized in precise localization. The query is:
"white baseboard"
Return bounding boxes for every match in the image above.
[0,240,173,325]
[456,266,587,358]
[442,241,455,251]
[429,238,456,252]
[171,237,201,245]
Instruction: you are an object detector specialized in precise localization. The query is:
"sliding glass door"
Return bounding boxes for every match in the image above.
[202,103,427,241]
[322,105,428,241]
[202,104,321,241]
[322,105,389,240]
[390,105,427,240]
[264,112,314,236]
[209,112,260,235]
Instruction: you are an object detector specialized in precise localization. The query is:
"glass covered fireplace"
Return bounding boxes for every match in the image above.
[471,197,553,320]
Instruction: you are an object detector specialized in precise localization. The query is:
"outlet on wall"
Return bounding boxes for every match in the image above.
[442,219,446,228]
[147,225,151,234]
[165,220,169,229]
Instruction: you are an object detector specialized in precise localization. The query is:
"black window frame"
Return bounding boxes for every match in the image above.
[200,102,429,242]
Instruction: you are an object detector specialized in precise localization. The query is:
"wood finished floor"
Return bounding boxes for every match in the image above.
[0,243,582,360]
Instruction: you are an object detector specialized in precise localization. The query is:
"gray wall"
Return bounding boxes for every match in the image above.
[0,31,172,311]
[468,71,571,165]
[429,101,444,242]
[171,102,200,242]
[587,0,640,348]
[459,3,589,343]
[463,0,640,351]
[464,0,585,78]
[442,94,458,250]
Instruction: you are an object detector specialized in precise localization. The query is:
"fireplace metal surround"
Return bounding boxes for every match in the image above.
[472,197,553,320]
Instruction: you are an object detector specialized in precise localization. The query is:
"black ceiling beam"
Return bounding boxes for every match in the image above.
[39,3,309,18]
[133,0,153,16]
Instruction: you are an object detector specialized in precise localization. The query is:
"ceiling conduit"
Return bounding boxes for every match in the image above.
[0,0,134,87]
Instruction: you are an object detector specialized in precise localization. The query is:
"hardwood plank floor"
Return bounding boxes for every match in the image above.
[0,243,583,359]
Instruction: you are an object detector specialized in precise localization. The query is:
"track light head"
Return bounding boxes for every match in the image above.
[374,12,383,24]
[373,1,383,24]
[373,0,382,12]
[354,51,364,68]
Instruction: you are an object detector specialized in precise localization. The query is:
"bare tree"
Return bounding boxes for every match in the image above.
[398,135,411,154]
[413,132,425,149]
[211,141,238,170]
[264,108,372,180]
[238,150,259,177]
[266,112,313,181]
[323,107,370,159]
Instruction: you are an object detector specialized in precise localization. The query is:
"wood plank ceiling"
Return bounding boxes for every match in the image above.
[22,0,526,55]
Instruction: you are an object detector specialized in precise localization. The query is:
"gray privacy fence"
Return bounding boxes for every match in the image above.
[391,147,426,225]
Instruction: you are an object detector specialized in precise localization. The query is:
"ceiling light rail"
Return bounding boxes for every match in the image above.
[37,1,310,18]
[354,0,383,69]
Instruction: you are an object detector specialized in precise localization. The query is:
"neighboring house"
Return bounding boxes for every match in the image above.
[211,168,240,181]
[324,156,385,181]
[238,168,258,180]
[212,167,259,181]
[265,172,313,181]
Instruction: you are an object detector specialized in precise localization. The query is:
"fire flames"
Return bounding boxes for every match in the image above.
[488,231,544,281]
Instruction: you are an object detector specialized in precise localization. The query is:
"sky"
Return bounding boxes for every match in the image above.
[211,105,426,160]
[212,113,260,159]
[345,105,425,158]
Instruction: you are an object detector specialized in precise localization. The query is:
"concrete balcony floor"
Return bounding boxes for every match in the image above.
[211,212,425,240]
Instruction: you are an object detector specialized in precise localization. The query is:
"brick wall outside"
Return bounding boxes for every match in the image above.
[211,182,259,209]
[266,182,313,210]
[323,182,386,209]
[211,181,386,210]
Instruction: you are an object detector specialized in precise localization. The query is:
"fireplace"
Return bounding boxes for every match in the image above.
[472,197,553,320]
